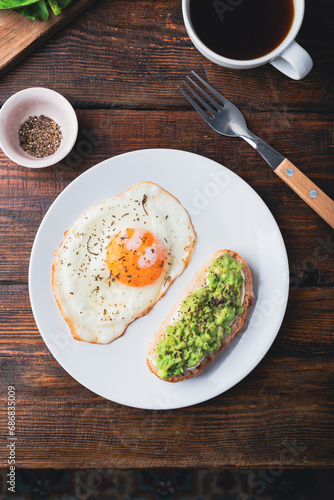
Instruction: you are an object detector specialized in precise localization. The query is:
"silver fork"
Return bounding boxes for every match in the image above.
[179,71,334,229]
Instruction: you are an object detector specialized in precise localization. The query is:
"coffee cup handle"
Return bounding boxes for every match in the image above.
[270,41,313,80]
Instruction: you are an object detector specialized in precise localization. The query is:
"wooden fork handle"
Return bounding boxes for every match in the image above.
[274,159,334,229]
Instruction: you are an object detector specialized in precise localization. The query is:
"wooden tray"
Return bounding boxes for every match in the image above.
[0,0,96,77]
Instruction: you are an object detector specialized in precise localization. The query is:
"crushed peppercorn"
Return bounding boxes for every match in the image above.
[19,115,62,158]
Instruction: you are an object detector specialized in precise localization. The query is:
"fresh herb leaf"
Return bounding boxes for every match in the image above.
[48,0,71,16]
[18,0,49,20]
[0,0,40,8]
[0,0,72,20]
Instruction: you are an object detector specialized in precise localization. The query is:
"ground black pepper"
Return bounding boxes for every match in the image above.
[19,115,63,158]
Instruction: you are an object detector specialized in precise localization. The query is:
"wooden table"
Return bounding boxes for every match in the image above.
[0,0,333,468]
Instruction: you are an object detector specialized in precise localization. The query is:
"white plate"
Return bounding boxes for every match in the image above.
[29,149,289,410]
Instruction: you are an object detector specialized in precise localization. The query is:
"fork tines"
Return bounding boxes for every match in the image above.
[178,71,230,119]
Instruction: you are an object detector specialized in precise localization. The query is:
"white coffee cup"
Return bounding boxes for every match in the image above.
[182,0,313,80]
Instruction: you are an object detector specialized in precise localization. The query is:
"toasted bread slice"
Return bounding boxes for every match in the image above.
[147,249,254,382]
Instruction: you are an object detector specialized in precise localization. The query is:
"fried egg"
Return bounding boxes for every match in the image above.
[52,182,196,344]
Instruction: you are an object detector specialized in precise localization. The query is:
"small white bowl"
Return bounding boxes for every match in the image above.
[0,87,78,168]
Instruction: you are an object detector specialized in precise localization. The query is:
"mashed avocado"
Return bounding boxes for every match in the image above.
[156,252,244,379]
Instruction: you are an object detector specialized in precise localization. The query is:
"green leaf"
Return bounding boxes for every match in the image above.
[0,0,72,20]
[18,0,49,20]
[47,0,71,16]
[0,0,39,9]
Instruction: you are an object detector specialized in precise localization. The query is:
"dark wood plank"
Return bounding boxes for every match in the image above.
[0,0,333,110]
[1,110,333,284]
[1,112,333,467]
[0,0,333,470]
[0,285,333,468]
[0,0,97,77]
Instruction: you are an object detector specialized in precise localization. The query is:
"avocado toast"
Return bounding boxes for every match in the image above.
[147,249,254,382]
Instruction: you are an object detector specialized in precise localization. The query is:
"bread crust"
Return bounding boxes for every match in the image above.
[147,249,254,382]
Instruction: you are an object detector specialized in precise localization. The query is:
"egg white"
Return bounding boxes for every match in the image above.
[52,182,196,344]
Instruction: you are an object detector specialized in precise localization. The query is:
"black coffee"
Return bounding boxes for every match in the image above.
[189,0,295,60]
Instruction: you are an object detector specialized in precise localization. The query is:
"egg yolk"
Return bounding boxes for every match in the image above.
[107,228,168,287]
